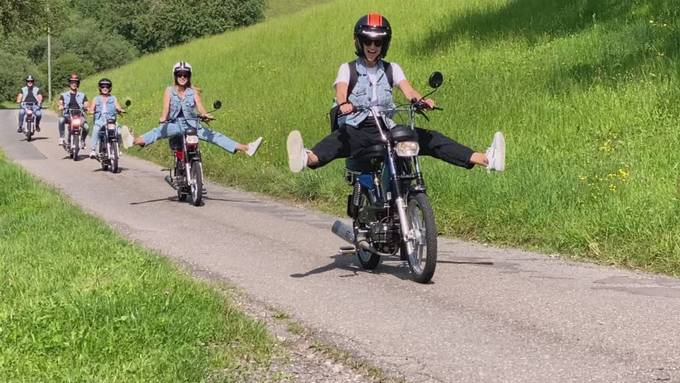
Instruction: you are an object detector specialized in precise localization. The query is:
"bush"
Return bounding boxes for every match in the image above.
[74,0,264,53]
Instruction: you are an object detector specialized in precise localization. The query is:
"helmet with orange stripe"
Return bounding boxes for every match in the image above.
[354,13,392,58]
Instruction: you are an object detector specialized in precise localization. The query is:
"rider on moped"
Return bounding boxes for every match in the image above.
[132,61,263,156]
[88,78,125,158]
[58,73,89,147]
[16,75,43,133]
[287,13,505,173]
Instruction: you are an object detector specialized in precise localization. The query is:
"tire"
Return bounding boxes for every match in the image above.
[190,161,203,206]
[355,190,380,270]
[111,142,119,173]
[401,192,437,284]
[72,133,80,161]
[25,119,33,141]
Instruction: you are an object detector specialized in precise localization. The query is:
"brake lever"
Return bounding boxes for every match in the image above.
[415,109,430,121]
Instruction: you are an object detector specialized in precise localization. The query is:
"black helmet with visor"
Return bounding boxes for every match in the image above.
[354,13,392,58]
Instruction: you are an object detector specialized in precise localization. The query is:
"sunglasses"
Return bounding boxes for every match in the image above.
[360,37,384,47]
[176,72,190,79]
[99,85,111,89]
[26,80,34,83]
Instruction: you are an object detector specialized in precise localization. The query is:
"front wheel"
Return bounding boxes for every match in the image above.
[110,142,120,173]
[25,120,33,141]
[190,161,203,206]
[72,133,80,161]
[401,192,437,283]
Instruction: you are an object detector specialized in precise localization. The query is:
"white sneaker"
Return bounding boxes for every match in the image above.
[485,132,505,172]
[287,130,308,173]
[245,136,263,157]
[120,125,134,149]
[58,138,65,146]
[89,150,97,159]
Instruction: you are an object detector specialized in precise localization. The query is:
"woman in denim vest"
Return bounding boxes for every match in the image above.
[132,62,262,156]
[88,78,126,158]
[287,13,505,173]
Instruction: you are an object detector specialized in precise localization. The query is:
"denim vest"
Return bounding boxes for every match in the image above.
[21,86,40,101]
[167,87,198,127]
[342,59,394,127]
[93,95,117,125]
[62,91,86,113]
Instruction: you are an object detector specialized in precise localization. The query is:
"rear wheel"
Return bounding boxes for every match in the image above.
[355,190,380,269]
[190,161,203,206]
[401,192,437,283]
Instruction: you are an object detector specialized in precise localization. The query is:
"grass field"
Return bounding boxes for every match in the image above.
[76,0,680,275]
[0,152,276,381]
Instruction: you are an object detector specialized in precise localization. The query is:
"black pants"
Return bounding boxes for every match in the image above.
[310,119,475,169]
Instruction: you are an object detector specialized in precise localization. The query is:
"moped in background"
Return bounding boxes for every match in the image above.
[96,99,132,173]
[164,100,222,206]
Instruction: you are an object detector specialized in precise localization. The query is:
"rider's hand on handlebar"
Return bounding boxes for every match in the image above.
[339,102,354,114]
[200,113,215,121]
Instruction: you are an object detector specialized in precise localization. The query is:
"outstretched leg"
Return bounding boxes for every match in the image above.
[197,126,262,156]
[415,128,505,171]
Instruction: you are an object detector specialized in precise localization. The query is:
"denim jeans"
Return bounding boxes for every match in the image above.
[91,123,119,151]
[142,120,237,153]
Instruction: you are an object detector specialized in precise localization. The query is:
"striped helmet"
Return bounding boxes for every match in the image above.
[172,61,192,77]
[354,13,392,58]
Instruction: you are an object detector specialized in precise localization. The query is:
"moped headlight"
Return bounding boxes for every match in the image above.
[71,117,82,129]
[395,141,419,157]
[185,135,199,145]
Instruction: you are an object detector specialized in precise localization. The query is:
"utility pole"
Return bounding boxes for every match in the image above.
[48,26,52,103]
[46,3,52,102]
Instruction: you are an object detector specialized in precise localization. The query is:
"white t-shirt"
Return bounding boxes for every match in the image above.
[334,62,407,104]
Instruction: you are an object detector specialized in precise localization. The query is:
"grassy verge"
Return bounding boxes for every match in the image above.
[0,152,276,381]
[0,101,17,109]
[78,0,680,275]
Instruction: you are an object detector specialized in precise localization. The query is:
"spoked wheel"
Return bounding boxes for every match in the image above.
[189,161,203,206]
[355,191,380,269]
[25,120,33,141]
[72,134,80,161]
[401,192,437,284]
[177,189,188,202]
[111,142,120,173]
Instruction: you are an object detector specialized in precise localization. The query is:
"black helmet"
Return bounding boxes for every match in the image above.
[25,75,35,82]
[354,13,392,58]
[172,61,192,77]
[68,73,80,86]
[98,78,112,89]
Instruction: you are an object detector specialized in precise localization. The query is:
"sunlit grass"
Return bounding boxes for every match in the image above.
[0,153,276,381]
[80,0,680,275]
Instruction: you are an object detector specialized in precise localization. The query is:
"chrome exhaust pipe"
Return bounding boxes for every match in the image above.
[331,220,355,244]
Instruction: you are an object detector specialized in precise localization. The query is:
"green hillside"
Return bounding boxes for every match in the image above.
[79,0,680,274]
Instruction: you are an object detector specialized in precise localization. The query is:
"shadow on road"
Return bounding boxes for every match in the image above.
[129,196,176,205]
[291,253,413,281]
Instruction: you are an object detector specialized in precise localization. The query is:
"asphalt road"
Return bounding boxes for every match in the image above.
[2,110,679,383]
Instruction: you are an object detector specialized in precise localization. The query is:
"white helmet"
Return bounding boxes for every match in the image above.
[172,61,192,77]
